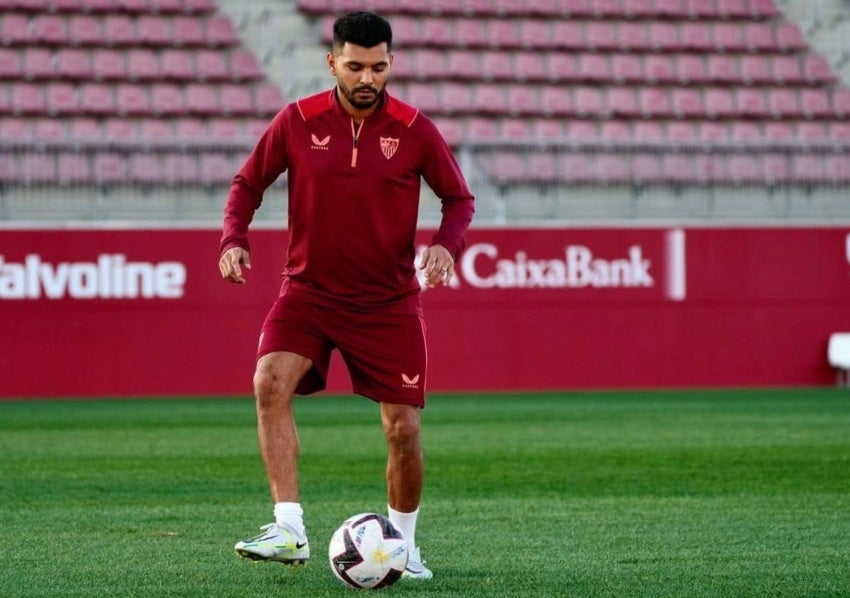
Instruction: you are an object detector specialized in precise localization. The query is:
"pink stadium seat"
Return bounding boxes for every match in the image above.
[515,53,547,82]
[137,16,171,46]
[749,0,780,18]
[93,152,126,185]
[680,22,713,52]
[520,21,553,50]
[129,153,161,185]
[184,83,217,114]
[23,48,55,80]
[79,83,115,115]
[200,153,235,184]
[763,120,793,142]
[442,83,473,114]
[762,154,790,185]
[230,50,264,81]
[551,21,585,51]
[662,154,694,185]
[644,55,676,83]
[69,117,102,140]
[196,49,228,81]
[33,14,68,45]
[151,83,185,115]
[68,15,101,46]
[465,116,499,140]
[1,14,35,46]
[446,50,478,81]
[713,23,746,52]
[667,121,698,142]
[140,118,174,140]
[172,16,205,46]
[572,86,601,117]
[607,86,639,117]
[619,22,649,52]
[115,0,152,12]
[432,117,463,145]
[717,0,750,19]
[802,54,835,85]
[92,49,126,81]
[472,84,507,115]
[731,120,761,141]
[506,85,541,115]
[567,119,597,140]
[707,55,739,84]
[183,0,218,13]
[480,51,514,81]
[796,121,825,141]
[500,117,533,138]
[161,49,194,80]
[0,117,30,142]
[405,82,440,113]
[699,121,729,143]
[611,54,643,84]
[729,155,762,184]
[561,0,594,18]
[205,16,240,47]
[771,55,803,84]
[45,82,79,114]
[578,53,610,83]
[561,152,594,184]
[832,88,850,118]
[526,0,561,17]
[541,86,573,116]
[739,55,772,85]
[776,23,807,52]
[801,88,831,119]
[671,88,703,118]
[584,22,617,52]
[686,0,721,19]
[600,120,631,142]
[735,88,767,117]
[649,22,680,52]
[595,153,630,185]
[421,17,454,48]
[455,18,487,48]
[489,151,526,184]
[33,117,65,141]
[592,0,622,18]
[527,152,558,183]
[638,87,671,117]
[828,121,850,140]
[622,0,656,18]
[161,152,200,185]
[767,88,799,118]
[489,20,521,49]
[792,154,824,184]
[632,121,664,142]
[704,88,735,118]
[57,49,93,80]
[115,83,150,115]
[676,55,707,84]
[630,153,662,185]
[532,119,565,139]
[127,49,160,80]
[20,152,56,184]
[12,83,46,115]
[0,48,21,79]
[254,84,283,115]
[103,15,137,46]
[547,54,578,82]
[743,22,776,52]
[102,117,135,141]
[57,152,92,185]
[824,155,850,184]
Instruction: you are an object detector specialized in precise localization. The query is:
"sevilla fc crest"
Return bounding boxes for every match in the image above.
[380,137,399,159]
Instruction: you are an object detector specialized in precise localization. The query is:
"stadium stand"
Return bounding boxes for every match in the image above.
[293,0,850,194]
[0,0,280,192]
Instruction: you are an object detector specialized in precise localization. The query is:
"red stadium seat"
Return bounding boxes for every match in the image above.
[150,83,185,115]
[57,152,92,185]
[93,152,127,185]
[33,14,68,45]
[638,87,671,118]
[731,120,761,141]
[489,20,522,49]
[541,86,573,116]
[32,117,65,141]
[480,51,514,81]
[561,152,594,184]
[632,121,665,142]
[129,153,161,185]
[103,15,137,46]
[585,22,617,52]
[567,119,597,140]
[442,83,474,114]
[500,117,533,138]
[79,83,116,115]
[56,48,93,80]
[172,16,205,46]
[717,0,751,19]
[552,21,585,50]
[432,117,463,145]
[200,153,235,185]
[421,17,454,48]
[611,54,643,84]
[1,14,36,46]
[749,0,780,18]
[680,22,713,52]
[532,119,565,139]
[667,121,698,142]
[560,0,593,18]
[739,55,772,85]
[776,22,807,52]
[205,16,240,47]
[577,53,610,83]
[648,22,680,52]
[127,49,160,80]
[572,86,601,117]
[792,154,825,184]
[506,84,540,115]
[796,121,825,141]
[526,0,562,17]
[547,54,578,82]
[455,18,488,48]
[832,88,850,118]
[619,22,649,52]
[630,153,662,185]
[0,117,31,142]
[137,16,171,46]
[704,88,735,118]
[12,83,46,115]
[592,0,623,18]
[520,21,554,50]
[161,49,194,80]
[405,82,440,113]
[465,116,499,140]
[728,155,762,184]
[446,50,479,82]
[69,117,102,140]
[801,88,831,119]
[184,83,218,114]
[662,154,694,185]
[707,55,739,84]
[676,55,708,84]
[735,88,768,117]
[671,88,703,118]
[828,121,850,141]
[0,48,21,80]
[161,152,200,185]
[472,84,508,115]
[763,120,793,142]
[596,153,630,185]
[140,118,175,140]
[762,154,790,186]
[230,50,264,81]
[515,53,547,82]
[20,152,56,184]
[771,55,803,84]
[686,0,721,19]
[699,121,729,143]
[607,86,639,117]
[767,88,800,118]
[802,54,835,85]
[644,55,676,83]
[622,0,656,19]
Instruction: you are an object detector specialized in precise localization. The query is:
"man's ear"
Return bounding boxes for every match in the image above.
[326,52,336,76]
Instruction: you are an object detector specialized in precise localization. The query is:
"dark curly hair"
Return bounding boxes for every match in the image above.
[332,11,393,52]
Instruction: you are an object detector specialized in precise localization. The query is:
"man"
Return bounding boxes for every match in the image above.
[218,11,474,580]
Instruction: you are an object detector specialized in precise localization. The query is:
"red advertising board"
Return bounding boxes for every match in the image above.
[1,226,848,398]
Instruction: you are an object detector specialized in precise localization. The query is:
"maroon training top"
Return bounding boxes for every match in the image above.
[220,88,475,313]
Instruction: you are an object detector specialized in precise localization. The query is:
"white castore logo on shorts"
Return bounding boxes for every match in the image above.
[401,373,420,389]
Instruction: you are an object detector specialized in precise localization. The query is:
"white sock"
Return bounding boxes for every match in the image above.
[388,505,419,552]
[273,502,305,538]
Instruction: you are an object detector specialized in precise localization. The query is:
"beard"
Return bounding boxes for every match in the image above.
[337,80,384,109]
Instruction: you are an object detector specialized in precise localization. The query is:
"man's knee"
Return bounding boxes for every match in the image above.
[383,407,421,449]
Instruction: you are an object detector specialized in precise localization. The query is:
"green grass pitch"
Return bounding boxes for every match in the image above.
[1,389,849,597]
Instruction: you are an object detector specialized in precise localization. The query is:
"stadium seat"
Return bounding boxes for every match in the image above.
[676,55,708,84]
[800,88,831,119]
[561,152,594,184]
[638,87,671,118]
[230,49,264,81]
[196,49,228,81]
[713,23,746,52]
[547,54,578,82]
[432,117,463,145]
[57,48,93,80]
[33,14,68,45]
[743,22,777,52]
[480,51,514,82]
[45,82,79,114]
[92,49,126,80]
[115,83,150,115]
[680,22,713,52]
[832,88,850,118]
[93,152,127,185]
[137,16,171,46]
[775,22,807,52]
[172,16,205,46]
[584,22,617,52]
[103,15,137,46]
[767,88,800,118]
[127,49,160,80]
[572,86,600,117]
[631,153,662,185]
[472,84,507,115]
[515,53,547,82]
[446,50,479,81]
[205,16,240,47]
[578,53,610,83]
[12,83,46,115]
[632,120,664,142]
[649,22,681,52]
[771,55,804,85]
[23,48,55,80]
[150,83,185,115]
[802,54,835,85]
[645,55,676,83]
[762,153,790,185]
[704,88,736,118]
[57,152,92,184]
[596,153,630,185]
[707,55,739,84]
[739,55,772,85]
[671,88,703,118]
[466,116,499,140]
[140,117,175,141]
[422,17,454,48]
[619,22,649,52]
[735,88,768,118]
[161,152,200,185]
[611,54,643,84]
[1,14,36,46]
[442,82,473,114]
[20,152,56,184]
[551,21,585,51]
[129,152,161,184]
[607,86,639,117]
[161,49,194,80]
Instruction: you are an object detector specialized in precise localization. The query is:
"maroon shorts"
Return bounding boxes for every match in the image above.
[257,290,427,407]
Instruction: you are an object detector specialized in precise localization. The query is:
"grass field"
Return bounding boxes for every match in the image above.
[1,389,849,597]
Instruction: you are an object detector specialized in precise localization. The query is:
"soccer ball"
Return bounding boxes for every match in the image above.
[328,513,408,589]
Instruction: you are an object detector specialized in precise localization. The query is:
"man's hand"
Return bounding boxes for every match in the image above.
[219,247,251,284]
[418,244,454,288]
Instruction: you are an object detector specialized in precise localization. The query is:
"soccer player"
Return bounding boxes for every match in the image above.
[218,11,474,580]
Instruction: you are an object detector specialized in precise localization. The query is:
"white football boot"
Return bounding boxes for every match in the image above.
[401,546,433,580]
[234,523,310,565]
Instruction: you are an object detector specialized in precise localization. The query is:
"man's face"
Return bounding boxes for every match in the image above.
[328,42,392,111]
